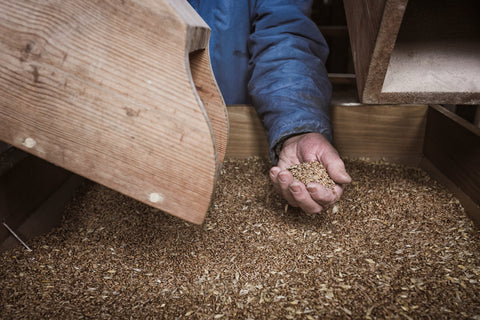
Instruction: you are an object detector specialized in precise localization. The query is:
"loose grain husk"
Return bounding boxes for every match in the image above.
[1,157,479,319]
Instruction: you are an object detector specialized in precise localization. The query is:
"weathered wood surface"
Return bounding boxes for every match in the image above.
[331,104,427,166]
[226,97,428,166]
[344,0,480,104]
[423,106,480,211]
[225,106,269,159]
[0,0,228,224]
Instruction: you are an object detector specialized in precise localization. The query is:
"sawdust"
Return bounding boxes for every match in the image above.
[1,157,479,319]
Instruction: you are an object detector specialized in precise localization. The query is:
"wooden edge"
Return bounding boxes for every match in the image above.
[420,157,479,227]
[343,0,387,102]
[225,105,269,159]
[423,105,480,208]
[1,174,84,252]
[225,96,427,167]
[363,0,408,103]
[167,0,209,52]
[189,48,229,171]
[429,105,480,135]
[328,73,357,86]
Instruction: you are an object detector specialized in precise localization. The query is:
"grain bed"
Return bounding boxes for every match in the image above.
[1,157,479,319]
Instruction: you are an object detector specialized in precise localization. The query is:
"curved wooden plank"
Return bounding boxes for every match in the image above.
[168,0,229,172]
[189,49,229,169]
[0,0,225,224]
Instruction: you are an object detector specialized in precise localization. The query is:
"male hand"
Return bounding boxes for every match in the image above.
[269,132,351,213]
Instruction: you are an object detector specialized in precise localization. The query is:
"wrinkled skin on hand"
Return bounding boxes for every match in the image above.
[269,132,351,214]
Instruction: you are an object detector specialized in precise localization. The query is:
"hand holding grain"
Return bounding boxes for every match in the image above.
[270,133,351,213]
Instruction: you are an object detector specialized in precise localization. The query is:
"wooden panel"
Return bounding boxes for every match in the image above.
[423,105,480,207]
[225,106,269,158]
[420,158,479,227]
[190,50,229,166]
[343,0,388,100]
[0,0,228,224]
[225,98,427,166]
[332,104,427,165]
[1,173,84,252]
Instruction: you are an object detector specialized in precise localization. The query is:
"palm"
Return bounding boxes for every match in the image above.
[270,133,351,213]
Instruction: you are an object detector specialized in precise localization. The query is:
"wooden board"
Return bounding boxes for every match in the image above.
[344,0,480,104]
[189,49,228,165]
[225,105,269,159]
[343,0,388,101]
[420,158,479,228]
[226,93,428,166]
[423,105,480,209]
[331,104,427,165]
[1,172,83,252]
[0,0,228,224]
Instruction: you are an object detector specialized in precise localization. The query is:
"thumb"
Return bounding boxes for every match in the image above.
[322,151,351,185]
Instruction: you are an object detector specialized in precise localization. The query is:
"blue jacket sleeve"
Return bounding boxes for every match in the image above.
[247,0,332,164]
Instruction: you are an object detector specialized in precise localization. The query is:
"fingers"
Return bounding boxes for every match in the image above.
[289,181,324,213]
[306,182,344,207]
[292,133,351,185]
[271,167,330,214]
[271,132,350,214]
[270,167,298,207]
[322,150,352,185]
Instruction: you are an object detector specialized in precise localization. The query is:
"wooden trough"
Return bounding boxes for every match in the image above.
[1,0,479,250]
[0,0,228,226]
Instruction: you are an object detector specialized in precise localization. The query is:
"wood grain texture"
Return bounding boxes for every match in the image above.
[332,104,427,165]
[225,98,427,166]
[423,105,480,207]
[0,0,227,224]
[225,105,269,159]
[190,49,228,167]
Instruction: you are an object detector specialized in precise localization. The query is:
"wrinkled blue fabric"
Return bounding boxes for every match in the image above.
[188,0,332,164]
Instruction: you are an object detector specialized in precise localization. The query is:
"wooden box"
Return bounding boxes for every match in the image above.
[344,0,480,104]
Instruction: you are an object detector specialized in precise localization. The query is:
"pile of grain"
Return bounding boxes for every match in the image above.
[288,161,335,188]
[1,157,479,319]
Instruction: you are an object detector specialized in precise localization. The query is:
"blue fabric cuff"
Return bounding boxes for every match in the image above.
[268,118,333,165]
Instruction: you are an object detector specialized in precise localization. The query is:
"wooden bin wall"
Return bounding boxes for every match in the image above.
[344,0,480,104]
[2,101,479,251]
[226,101,480,227]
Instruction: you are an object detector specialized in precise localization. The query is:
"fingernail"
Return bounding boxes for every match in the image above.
[279,173,287,183]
